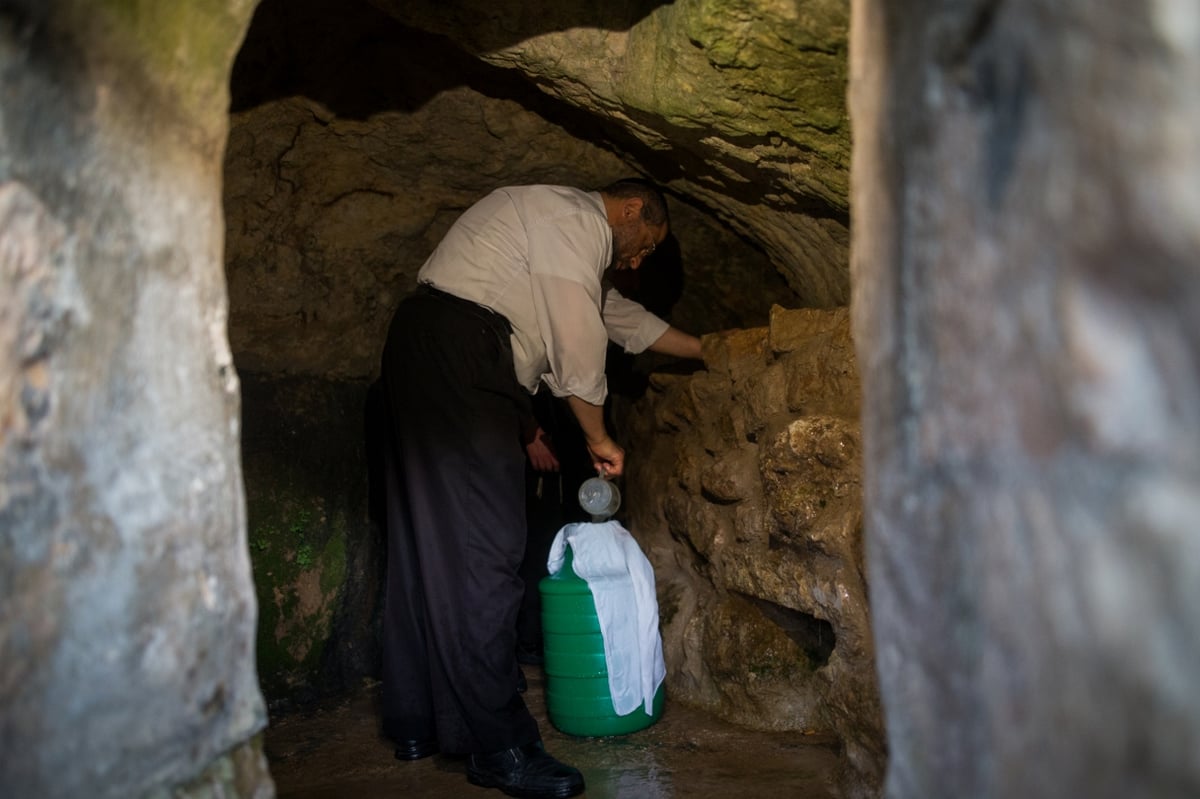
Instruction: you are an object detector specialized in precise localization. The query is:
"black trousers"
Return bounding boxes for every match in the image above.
[379,286,539,755]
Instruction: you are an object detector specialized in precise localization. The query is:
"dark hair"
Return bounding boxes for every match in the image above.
[601,178,669,226]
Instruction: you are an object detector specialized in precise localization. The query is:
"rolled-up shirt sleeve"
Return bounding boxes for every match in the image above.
[601,286,670,354]
[522,191,669,404]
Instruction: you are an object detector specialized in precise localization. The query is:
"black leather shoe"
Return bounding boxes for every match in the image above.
[393,738,438,761]
[467,741,584,799]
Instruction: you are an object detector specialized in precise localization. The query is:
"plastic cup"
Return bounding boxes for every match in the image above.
[578,477,621,519]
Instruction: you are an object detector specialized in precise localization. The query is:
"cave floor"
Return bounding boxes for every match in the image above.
[265,671,842,799]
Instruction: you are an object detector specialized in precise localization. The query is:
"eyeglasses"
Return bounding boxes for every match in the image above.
[638,227,659,259]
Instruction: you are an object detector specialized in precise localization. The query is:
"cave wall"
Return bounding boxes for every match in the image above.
[850,1,1200,798]
[624,305,882,798]
[239,374,381,706]
[0,1,272,797]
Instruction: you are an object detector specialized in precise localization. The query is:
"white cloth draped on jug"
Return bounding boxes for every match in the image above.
[546,520,666,716]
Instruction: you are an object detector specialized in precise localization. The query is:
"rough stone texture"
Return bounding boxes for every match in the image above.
[850,1,1200,798]
[223,87,629,380]
[371,0,853,307]
[0,2,271,798]
[622,306,883,798]
[239,373,382,706]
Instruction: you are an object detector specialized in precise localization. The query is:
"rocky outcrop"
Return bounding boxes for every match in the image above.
[623,306,883,797]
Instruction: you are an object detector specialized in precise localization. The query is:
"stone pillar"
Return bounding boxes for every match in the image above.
[850,1,1200,798]
[1,2,271,797]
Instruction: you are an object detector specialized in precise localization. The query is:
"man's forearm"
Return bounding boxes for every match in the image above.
[566,395,608,445]
[566,394,625,477]
[648,325,702,360]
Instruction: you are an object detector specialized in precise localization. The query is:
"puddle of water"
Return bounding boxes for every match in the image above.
[266,674,842,799]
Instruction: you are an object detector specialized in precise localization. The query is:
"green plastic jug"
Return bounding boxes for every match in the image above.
[539,546,665,737]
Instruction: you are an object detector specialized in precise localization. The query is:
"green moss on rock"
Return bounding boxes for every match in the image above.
[248,487,346,698]
[76,0,253,125]
[239,373,376,706]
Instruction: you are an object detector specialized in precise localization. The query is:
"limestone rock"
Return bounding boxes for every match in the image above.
[762,416,861,550]
[624,309,883,797]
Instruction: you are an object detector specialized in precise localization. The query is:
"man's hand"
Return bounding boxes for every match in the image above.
[525,426,560,472]
[585,434,625,479]
[565,395,626,478]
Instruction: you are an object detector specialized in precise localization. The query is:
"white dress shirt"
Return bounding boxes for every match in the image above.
[418,185,669,405]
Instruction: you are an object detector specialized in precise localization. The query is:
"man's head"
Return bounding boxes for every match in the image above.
[600,178,670,271]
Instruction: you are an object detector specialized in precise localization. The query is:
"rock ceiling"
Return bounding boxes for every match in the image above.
[369,0,852,304]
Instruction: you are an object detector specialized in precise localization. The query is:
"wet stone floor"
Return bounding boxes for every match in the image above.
[265,671,842,799]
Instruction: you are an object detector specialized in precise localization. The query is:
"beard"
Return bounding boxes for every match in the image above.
[609,221,639,269]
